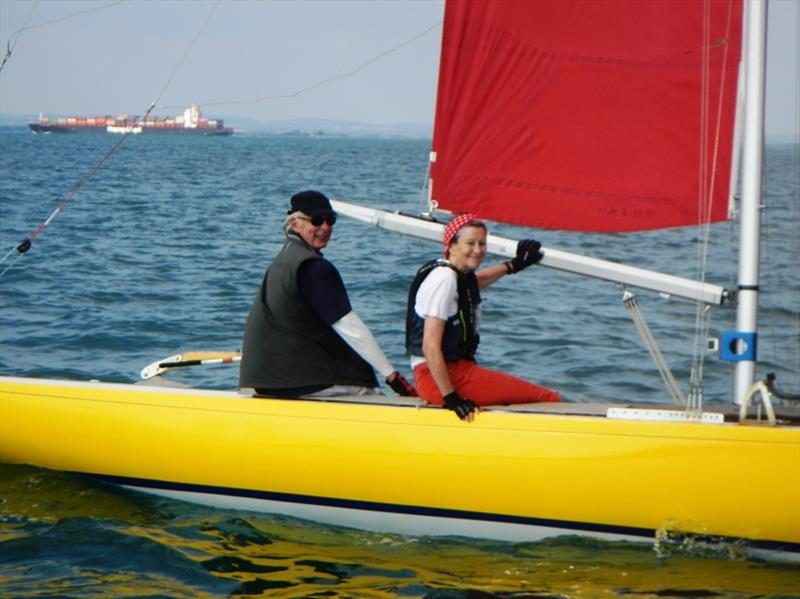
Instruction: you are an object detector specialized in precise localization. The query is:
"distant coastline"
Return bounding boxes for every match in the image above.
[2,114,794,143]
[0,113,433,140]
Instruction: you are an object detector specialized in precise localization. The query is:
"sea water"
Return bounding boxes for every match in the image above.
[0,128,798,597]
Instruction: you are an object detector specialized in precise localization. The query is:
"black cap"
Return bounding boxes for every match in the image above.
[288,190,334,216]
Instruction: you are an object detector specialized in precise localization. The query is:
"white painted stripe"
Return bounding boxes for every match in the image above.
[123,485,642,544]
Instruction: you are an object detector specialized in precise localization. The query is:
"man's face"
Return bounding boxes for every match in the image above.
[291,213,334,250]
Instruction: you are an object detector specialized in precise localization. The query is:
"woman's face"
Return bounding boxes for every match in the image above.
[448,225,487,273]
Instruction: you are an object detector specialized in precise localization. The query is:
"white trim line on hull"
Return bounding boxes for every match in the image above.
[115,481,800,563]
[125,486,644,545]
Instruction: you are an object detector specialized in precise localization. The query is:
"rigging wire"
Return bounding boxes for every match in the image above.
[0,1,125,73]
[0,0,222,281]
[687,0,737,409]
[792,18,800,395]
[419,159,432,212]
[1,4,436,280]
[625,292,687,406]
[763,8,800,396]
[156,19,442,110]
[0,0,39,74]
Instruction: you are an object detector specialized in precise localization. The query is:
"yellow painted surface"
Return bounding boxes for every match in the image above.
[1,376,798,545]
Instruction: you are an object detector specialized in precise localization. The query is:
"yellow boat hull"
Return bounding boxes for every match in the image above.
[1,376,798,554]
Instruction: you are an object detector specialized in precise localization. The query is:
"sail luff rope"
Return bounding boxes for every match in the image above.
[0,0,222,279]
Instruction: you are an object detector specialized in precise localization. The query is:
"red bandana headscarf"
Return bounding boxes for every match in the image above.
[443,213,485,257]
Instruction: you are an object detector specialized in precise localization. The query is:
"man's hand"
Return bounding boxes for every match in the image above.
[386,371,417,396]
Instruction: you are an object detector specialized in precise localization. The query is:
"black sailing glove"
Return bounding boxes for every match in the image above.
[505,239,543,274]
[442,391,478,421]
[387,372,417,396]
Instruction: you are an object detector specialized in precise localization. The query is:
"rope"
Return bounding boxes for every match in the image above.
[0,249,25,280]
[688,0,712,408]
[1,123,149,261]
[419,159,432,212]
[624,292,687,406]
[156,20,441,111]
[0,0,221,280]
[792,53,800,394]
[763,8,800,396]
[1,1,124,73]
[0,0,38,73]
[688,0,737,406]
[739,380,777,425]
[149,0,221,111]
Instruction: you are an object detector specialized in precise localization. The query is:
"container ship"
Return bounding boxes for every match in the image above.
[29,105,233,136]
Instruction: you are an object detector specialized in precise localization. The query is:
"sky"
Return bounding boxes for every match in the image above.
[0,0,798,138]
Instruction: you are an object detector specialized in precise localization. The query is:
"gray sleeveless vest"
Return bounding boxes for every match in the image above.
[238,236,378,391]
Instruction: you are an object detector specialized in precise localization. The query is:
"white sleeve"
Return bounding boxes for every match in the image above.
[415,267,458,320]
[332,310,395,379]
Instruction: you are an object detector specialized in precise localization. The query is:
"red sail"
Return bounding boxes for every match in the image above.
[430,0,743,232]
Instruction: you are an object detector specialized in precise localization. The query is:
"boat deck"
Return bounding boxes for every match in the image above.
[493,399,800,424]
[136,376,800,424]
[257,389,800,424]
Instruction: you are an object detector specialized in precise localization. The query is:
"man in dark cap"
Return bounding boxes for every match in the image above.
[239,190,416,398]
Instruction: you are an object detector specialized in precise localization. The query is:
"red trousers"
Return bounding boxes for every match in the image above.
[413,359,560,406]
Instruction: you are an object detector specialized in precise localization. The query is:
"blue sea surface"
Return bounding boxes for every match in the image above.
[0,128,798,597]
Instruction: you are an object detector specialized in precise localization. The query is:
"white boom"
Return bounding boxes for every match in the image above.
[331,199,727,306]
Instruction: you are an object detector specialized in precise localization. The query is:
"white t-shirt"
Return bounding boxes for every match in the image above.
[410,263,481,368]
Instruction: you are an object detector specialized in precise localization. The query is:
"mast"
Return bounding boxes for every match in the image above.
[733,0,767,405]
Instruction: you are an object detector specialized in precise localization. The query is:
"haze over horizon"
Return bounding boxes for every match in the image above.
[0,0,798,139]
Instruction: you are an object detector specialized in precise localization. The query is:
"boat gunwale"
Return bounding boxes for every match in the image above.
[3,376,799,434]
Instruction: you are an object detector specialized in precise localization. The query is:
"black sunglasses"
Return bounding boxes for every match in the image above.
[300,214,337,226]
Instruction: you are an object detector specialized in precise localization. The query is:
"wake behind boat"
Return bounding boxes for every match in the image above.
[1,0,799,561]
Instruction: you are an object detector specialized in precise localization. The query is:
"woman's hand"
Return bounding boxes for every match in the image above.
[505,239,543,273]
[443,391,479,422]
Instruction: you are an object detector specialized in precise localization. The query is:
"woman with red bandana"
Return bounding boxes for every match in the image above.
[405,214,560,421]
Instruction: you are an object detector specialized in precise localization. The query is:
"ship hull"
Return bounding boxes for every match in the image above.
[28,124,105,134]
[1,375,798,557]
[28,123,233,136]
